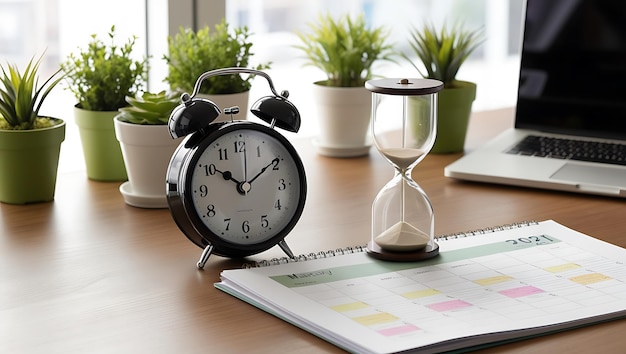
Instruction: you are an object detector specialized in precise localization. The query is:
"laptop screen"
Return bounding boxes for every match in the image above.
[515,0,626,140]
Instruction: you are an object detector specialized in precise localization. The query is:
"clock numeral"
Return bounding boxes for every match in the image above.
[218,148,228,160]
[204,164,217,176]
[272,158,280,170]
[261,215,269,228]
[256,145,262,157]
[199,163,217,177]
[206,204,216,217]
[274,199,282,210]
[234,140,245,153]
[242,220,250,233]
[278,178,286,191]
[199,185,208,197]
[224,218,231,230]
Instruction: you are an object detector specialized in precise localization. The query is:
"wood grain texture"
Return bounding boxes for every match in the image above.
[1,108,624,353]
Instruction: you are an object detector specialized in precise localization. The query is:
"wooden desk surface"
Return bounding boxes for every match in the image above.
[2,108,625,353]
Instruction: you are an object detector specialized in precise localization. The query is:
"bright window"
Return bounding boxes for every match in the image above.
[2,0,524,174]
[1,0,159,173]
[224,0,525,138]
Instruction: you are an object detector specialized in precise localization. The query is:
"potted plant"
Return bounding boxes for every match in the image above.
[0,55,65,204]
[114,91,181,208]
[296,13,394,157]
[61,25,148,181]
[163,19,269,121]
[402,22,484,153]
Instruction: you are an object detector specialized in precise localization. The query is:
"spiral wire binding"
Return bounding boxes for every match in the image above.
[243,245,367,268]
[244,221,538,268]
[435,220,538,241]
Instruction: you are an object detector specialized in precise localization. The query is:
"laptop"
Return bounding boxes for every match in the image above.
[444,0,626,198]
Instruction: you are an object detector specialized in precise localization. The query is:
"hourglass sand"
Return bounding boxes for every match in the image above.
[365,78,443,261]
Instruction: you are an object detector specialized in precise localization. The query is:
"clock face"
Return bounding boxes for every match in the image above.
[185,124,305,249]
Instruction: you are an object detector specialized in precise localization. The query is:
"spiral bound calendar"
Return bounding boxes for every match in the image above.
[244,221,538,268]
[215,220,626,354]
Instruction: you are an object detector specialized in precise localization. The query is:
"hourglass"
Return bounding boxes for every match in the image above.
[365,78,443,261]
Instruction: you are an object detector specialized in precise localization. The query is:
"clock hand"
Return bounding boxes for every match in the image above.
[214,167,250,195]
[243,137,248,183]
[213,167,242,185]
[248,157,279,184]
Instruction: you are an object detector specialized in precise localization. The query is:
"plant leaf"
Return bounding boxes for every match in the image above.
[0,53,64,129]
[294,13,394,87]
[402,22,484,87]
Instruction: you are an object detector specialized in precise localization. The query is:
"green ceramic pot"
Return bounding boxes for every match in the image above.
[0,119,65,204]
[431,80,476,154]
[74,106,127,181]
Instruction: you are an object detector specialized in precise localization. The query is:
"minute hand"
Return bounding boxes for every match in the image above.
[248,158,279,184]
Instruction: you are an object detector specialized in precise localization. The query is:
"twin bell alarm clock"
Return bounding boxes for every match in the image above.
[165,68,307,269]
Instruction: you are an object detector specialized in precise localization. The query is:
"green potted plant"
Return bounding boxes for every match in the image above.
[402,22,484,153]
[295,13,394,157]
[163,19,269,121]
[0,55,66,204]
[61,25,148,181]
[113,91,181,208]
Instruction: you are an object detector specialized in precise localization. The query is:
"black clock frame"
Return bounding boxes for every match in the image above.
[166,120,307,259]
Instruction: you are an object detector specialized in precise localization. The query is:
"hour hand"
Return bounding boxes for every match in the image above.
[214,167,242,185]
[249,158,279,184]
[213,167,250,196]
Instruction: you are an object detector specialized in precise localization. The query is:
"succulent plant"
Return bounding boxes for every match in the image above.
[116,91,180,125]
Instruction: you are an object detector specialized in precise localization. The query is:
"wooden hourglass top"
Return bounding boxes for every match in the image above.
[365,78,443,95]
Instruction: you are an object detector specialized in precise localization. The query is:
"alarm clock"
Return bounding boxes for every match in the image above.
[166,68,307,269]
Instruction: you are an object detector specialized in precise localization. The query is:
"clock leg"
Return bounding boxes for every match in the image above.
[278,239,295,259]
[197,244,214,269]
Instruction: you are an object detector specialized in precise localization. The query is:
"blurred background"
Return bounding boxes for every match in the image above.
[1,0,524,171]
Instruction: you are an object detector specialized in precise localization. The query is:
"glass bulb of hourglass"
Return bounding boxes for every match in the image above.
[374,218,430,251]
[379,147,424,170]
[375,149,430,250]
[371,170,433,252]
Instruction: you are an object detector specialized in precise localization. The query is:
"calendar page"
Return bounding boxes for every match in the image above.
[216,220,626,354]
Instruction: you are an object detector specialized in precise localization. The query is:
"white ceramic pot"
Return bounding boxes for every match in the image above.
[198,91,250,122]
[114,118,181,208]
[312,82,372,157]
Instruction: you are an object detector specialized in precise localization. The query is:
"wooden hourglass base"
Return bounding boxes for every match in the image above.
[366,241,439,262]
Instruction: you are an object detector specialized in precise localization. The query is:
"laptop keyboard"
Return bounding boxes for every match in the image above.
[506,135,626,166]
